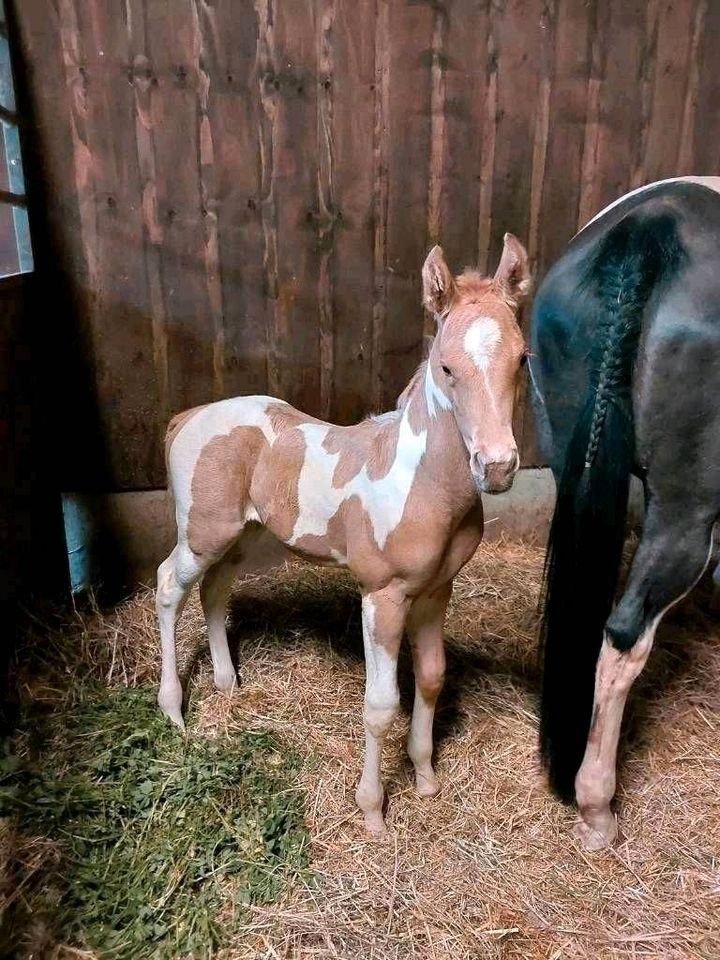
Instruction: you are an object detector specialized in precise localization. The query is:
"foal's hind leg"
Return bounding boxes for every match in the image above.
[200,556,242,694]
[156,544,206,730]
[406,581,451,798]
[574,502,715,850]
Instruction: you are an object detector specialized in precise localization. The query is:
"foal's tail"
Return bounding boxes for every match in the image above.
[539,206,685,801]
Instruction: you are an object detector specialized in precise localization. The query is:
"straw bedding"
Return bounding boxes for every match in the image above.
[3,537,720,958]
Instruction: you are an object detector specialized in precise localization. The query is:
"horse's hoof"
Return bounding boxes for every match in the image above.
[573,813,617,850]
[415,771,441,798]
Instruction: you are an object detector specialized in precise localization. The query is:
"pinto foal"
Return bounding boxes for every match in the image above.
[157,236,531,834]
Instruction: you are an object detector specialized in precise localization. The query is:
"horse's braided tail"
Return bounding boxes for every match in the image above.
[538,205,686,802]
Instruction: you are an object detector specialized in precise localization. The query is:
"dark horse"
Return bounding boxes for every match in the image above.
[530,177,720,849]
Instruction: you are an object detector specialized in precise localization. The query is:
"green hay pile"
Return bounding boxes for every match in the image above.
[0,686,308,959]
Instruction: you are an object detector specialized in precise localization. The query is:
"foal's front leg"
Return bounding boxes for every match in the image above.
[406,581,451,797]
[356,587,409,836]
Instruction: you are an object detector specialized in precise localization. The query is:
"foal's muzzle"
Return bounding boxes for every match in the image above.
[471,449,519,495]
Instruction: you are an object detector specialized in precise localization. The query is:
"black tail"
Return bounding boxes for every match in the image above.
[539,206,686,801]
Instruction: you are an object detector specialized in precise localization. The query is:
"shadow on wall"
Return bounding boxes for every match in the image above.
[5,4,153,604]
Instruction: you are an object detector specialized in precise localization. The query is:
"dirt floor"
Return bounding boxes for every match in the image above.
[5,537,720,958]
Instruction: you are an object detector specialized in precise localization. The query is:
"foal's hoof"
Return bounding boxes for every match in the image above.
[363,810,388,838]
[158,687,185,732]
[214,669,238,696]
[415,771,441,798]
[573,813,617,851]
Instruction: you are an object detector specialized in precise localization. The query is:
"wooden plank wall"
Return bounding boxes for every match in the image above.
[12,0,719,489]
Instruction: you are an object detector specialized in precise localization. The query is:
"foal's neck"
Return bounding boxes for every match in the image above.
[396,361,478,511]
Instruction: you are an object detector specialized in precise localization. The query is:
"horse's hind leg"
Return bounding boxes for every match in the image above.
[200,555,243,694]
[574,500,715,850]
[406,581,451,798]
[156,544,206,730]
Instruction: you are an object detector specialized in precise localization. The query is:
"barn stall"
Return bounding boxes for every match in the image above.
[1,0,720,956]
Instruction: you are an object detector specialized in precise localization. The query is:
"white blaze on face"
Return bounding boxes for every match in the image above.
[289,408,427,551]
[464,317,502,371]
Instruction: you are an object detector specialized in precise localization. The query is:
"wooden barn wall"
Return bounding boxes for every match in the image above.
[11,0,720,490]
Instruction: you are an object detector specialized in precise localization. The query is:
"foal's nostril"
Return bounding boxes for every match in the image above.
[471,451,486,479]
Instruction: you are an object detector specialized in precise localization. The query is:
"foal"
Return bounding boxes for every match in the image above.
[158,236,531,834]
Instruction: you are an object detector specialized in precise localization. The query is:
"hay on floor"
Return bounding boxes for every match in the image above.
[4,537,720,959]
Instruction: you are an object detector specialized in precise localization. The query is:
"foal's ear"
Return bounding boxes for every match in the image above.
[494,233,532,306]
[422,245,456,317]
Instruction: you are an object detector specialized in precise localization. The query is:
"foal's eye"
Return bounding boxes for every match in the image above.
[519,353,529,368]
[441,364,453,377]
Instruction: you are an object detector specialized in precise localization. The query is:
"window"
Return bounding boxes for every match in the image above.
[0,0,32,278]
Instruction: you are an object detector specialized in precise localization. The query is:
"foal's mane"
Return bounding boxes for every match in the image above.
[396,359,428,411]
